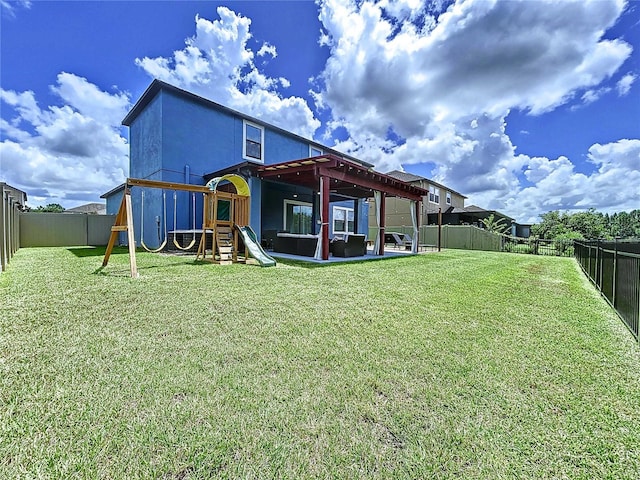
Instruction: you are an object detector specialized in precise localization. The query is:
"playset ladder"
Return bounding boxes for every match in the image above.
[215,226,234,265]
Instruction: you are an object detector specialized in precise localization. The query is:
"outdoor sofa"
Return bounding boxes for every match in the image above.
[274,232,318,257]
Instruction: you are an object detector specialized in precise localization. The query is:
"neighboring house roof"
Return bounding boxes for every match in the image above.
[439,204,514,222]
[66,203,106,214]
[385,170,425,183]
[385,170,467,199]
[123,80,374,169]
[1,182,28,206]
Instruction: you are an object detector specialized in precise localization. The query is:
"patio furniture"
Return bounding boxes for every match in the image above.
[384,232,412,249]
[274,233,318,257]
[261,229,278,250]
[330,234,367,257]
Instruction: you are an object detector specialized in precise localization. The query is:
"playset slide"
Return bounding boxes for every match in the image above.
[236,225,277,267]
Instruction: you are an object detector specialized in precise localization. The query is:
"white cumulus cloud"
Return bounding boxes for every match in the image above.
[616,73,637,95]
[314,0,637,221]
[135,6,320,139]
[0,74,129,208]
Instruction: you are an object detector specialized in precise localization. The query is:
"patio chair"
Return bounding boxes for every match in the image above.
[330,234,366,257]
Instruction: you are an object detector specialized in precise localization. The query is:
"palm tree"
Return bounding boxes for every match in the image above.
[480,214,510,234]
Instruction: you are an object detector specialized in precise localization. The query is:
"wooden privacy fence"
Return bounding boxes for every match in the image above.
[575,239,640,343]
[1,184,21,273]
[20,213,116,247]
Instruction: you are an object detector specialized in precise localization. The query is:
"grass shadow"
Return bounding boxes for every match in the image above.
[67,246,123,257]
[273,254,413,269]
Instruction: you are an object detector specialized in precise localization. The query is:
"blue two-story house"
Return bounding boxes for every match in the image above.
[103,80,427,259]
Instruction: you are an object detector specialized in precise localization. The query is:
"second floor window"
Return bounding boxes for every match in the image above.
[244,121,264,162]
[429,186,440,204]
[310,146,323,157]
[446,191,452,205]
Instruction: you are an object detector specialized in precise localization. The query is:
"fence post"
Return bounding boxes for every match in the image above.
[437,208,442,252]
[7,196,13,259]
[0,186,5,272]
[596,239,602,291]
[612,238,617,309]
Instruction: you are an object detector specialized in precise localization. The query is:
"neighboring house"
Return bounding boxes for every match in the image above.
[372,170,467,228]
[1,183,27,209]
[376,171,531,238]
[435,205,533,238]
[66,203,106,215]
[102,80,427,258]
[429,204,513,228]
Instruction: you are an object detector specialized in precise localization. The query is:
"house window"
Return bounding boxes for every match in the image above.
[333,206,354,234]
[429,186,440,204]
[446,191,452,205]
[243,121,264,162]
[310,145,323,157]
[284,200,312,234]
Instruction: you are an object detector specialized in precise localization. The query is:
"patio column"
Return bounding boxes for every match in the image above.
[322,174,330,260]
[378,191,386,256]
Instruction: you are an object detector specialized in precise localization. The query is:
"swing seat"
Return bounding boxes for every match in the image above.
[169,230,199,252]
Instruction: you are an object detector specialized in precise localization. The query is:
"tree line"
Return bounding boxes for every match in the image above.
[24,203,65,213]
[531,209,640,241]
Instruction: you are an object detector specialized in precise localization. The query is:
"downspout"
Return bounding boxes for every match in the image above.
[184,165,190,230]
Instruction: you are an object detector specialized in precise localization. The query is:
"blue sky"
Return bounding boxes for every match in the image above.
[1,0,638,223]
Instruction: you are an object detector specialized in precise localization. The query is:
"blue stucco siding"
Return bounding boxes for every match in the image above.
[161,91,238,179]
[105,189,123,216]
[129,92,162,180]
[134,88,322,182]
[263,129,312,165]
[357,199,369,236]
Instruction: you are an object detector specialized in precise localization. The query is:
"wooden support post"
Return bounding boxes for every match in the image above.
[102,189,138,278]
[196,193,208,261]
[415,200,421,250]
[124,193,138,277]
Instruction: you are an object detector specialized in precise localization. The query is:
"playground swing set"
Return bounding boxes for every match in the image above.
[102,175,276,278]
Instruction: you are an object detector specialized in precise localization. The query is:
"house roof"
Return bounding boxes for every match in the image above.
[66,203,106,214]
[385,170,425,183]
[385,170,467,199]
[203,161,259,182]
[1,182,28,204]
[100,183,125,199]
[123,80,373,169]
[257,154,429,202]
[439,204,514,221]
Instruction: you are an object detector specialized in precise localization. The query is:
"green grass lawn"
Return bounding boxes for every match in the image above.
[1,247,639,479]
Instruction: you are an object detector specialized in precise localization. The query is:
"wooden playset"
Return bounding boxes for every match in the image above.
[102,175,275,278]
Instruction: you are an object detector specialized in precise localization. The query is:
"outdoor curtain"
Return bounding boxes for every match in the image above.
[314,177,325,260]
[410,200,418,254]
[373,191,382,256]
